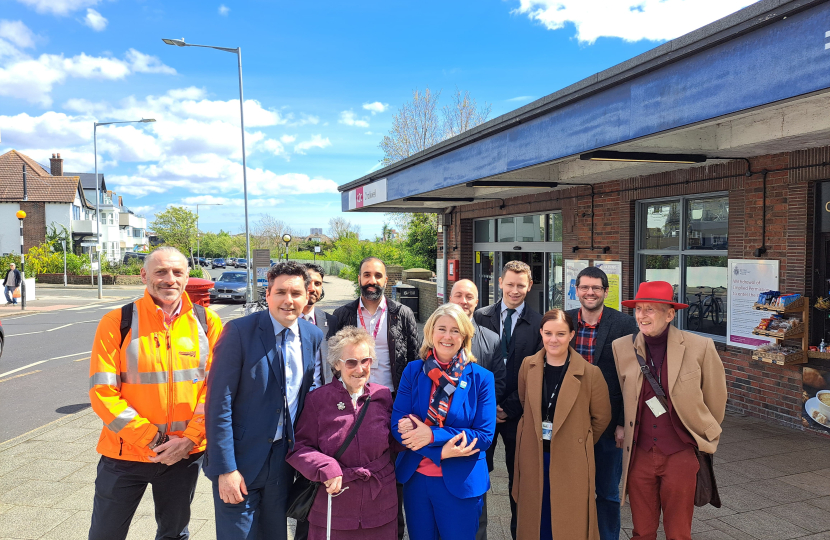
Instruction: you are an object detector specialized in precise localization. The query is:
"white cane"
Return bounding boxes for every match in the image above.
[327,486,349,540]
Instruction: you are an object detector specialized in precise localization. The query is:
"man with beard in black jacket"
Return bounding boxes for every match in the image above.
[332,256,420,540]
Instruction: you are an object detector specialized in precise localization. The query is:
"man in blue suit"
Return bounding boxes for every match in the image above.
[205,262,324,540]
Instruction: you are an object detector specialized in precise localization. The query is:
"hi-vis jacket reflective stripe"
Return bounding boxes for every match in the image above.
[89,291,223,462]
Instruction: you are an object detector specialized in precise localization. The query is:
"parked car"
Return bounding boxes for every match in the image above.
[212,258,226,269]
[228,258,237,266]
[206,258,213,266]
[235,258,248,268]
[123,252,146,265]
[209,271,247,303]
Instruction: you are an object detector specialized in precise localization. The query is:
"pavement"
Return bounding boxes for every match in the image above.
[6,275,830,539]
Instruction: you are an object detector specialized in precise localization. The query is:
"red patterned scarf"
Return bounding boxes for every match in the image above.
[423,348,466,427]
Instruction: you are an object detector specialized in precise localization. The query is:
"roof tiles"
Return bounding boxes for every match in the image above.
[0,150,82,203]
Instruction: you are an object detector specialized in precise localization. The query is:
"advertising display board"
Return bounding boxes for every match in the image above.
[593,260,622,311]
[564,260,590,311]
[252,249,270,289]
[726,259,779,348]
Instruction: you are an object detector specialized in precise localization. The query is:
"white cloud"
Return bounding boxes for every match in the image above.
[294,135,331,155]
[362,101,389,114]
[129,205,155,215]
[218,4,230,15]
[0,25,175,106]
[15,0,100,16]
[506,95,535,102]
[82,8,107,31]
[0,20,36,48]
[280,135,296,144]
[513,0,758,43]
[339,110,369,128]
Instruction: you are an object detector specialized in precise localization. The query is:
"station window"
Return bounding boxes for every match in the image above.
[636,194,729,339]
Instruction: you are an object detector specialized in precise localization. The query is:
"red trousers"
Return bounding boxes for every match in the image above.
[628,446,698,540]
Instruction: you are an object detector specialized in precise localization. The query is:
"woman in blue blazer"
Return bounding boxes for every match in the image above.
[392,303,496,540]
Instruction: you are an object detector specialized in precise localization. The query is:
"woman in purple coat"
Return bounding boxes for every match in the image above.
[287,327,399,539]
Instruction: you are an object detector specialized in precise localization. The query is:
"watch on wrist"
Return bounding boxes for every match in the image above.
[151,433,169,450]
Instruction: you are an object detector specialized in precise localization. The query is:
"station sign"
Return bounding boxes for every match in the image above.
[348,178,387,210]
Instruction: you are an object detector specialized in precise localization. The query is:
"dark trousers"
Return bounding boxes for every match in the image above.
[212,440,293,540]
[295,484,403,540]
[485,420,517,540]
[594,436,623,540]
[88,452,203,540]
[628,446,698,540]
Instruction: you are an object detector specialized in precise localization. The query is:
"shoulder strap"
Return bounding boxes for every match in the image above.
[631,333,669,407]
[192,304,208,334]
[334,395,371,460]
[119,303,133,347]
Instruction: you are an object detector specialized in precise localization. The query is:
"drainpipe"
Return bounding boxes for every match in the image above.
[22,164,27,201]
[442,214,448,304]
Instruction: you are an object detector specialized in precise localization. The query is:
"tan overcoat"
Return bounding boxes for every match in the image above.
[611,326,728,501]
[512,348,611,540]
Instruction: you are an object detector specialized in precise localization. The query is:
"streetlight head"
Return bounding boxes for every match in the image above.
[140,118,156,123]
[162,38,187,47]
[282,234,292,243]
[16,210,26,219]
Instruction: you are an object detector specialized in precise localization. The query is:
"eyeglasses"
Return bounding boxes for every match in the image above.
[577,285,606,293]
[339,357,374,369]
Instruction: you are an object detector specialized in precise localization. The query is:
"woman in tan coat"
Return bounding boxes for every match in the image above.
[513,309,611,540]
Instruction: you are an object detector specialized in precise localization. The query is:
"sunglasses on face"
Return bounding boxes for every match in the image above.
[339,357,374,369]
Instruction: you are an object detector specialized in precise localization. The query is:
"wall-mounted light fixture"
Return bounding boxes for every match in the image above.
[580,150,707,164]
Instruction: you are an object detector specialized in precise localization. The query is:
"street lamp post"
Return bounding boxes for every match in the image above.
[195,203,223,263]
[282,234,292,262]
[162,37,253,303]
[16,210,26,310]
[93,118,155,299]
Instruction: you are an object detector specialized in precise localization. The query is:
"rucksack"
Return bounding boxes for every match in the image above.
[119,302,208,347]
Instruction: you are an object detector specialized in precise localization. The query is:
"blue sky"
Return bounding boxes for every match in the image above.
[0,0,757,239]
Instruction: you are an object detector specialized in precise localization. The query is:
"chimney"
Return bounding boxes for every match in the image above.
[50,152,63,176]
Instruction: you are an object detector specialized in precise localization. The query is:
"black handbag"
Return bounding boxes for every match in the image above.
[631,334,721,508]
[286,395,371,521]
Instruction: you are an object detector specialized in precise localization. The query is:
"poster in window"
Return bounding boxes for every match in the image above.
[726,259,779,349]
[564,260,589,311]
[593,260,622,311]
[802,364,830,433]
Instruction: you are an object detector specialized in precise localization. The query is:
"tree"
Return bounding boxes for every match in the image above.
[379,86,491,166]
[46,222,72,252]
[443,87,492,139]
[402,213,438,271]
[328,217,361,242]
[379,87,443,166]
[149,206,197,256]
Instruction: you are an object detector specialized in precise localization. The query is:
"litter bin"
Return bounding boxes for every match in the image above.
[393,283,420,321]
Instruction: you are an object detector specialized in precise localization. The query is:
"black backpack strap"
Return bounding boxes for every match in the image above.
[192,304,208,334]
[119,303,133,347]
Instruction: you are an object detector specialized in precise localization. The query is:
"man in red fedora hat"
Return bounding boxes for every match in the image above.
[611,281,726,540]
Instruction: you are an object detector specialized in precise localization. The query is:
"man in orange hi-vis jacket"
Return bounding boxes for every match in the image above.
[88,246,223,540]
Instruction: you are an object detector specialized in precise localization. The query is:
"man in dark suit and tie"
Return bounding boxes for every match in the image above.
[565,266,638,540]
[473,260,542,540]
[205,262,324,540]
[301,263,338,385]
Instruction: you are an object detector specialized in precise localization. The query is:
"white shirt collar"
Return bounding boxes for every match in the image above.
[359,296,387,313]
[339,377,365,405]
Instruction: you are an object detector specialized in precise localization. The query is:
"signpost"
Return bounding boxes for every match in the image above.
[314,245,321,262]
[60,240,67,287]
[252,248,271,297]
[81,242,97,287]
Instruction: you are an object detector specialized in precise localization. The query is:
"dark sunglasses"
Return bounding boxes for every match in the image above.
[339,357,374,369]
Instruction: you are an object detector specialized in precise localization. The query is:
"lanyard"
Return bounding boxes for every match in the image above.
[542,353,570,422]
[358,304,384,339]
[647,348,663,386]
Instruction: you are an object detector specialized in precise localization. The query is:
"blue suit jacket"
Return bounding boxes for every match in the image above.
[204,310,323,482]
[392,359,496,499]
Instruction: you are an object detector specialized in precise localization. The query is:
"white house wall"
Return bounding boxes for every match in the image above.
[0,203,22,255]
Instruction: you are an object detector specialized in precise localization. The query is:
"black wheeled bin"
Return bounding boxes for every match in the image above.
[393,284,420,321]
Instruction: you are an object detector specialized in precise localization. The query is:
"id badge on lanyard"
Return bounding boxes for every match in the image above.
[542,420,553,440]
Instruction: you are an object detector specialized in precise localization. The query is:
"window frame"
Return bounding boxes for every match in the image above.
[634,192,729,342]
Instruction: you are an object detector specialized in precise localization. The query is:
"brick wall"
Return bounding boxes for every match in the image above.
[441,146,830,429]
[385,265,403,300]
[37,273,143,285]
[19,201,46,253]
[405,278,439,322]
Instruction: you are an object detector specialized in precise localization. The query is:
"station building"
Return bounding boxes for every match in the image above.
[340,0,830,430]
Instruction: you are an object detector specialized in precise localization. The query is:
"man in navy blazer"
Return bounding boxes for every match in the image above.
[205,262,323,540]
